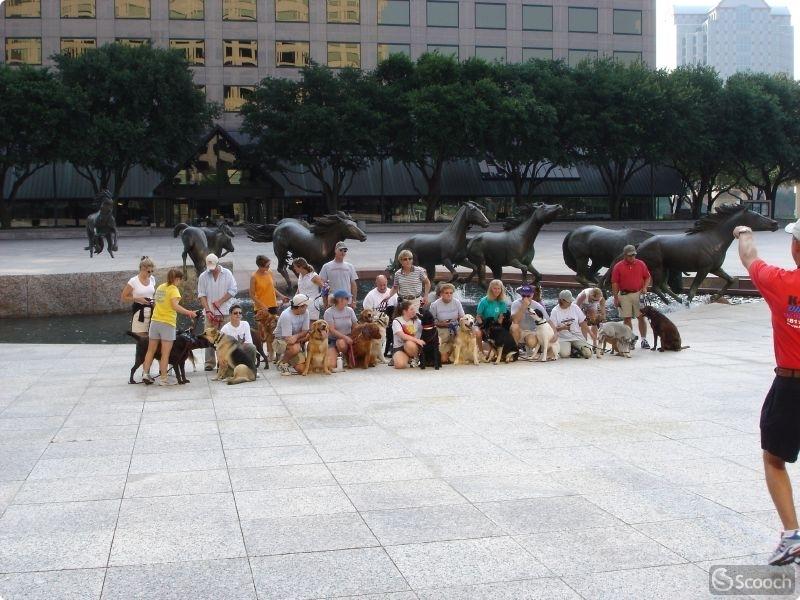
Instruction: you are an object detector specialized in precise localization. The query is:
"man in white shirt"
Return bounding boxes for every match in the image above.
[362,275,397,311]
[319,242,358,307]
[219,304,257,371]
[273,294,311,374]
[549,289,592,359]
[198,253,238,370]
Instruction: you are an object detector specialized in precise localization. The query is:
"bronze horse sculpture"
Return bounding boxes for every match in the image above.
[465,203,563,286]
[173,221,235,277]
[389,201,490,282]
[562,226,654,288]
[85,190,118,258]
[626,203,778,303]
[244,212,367,291]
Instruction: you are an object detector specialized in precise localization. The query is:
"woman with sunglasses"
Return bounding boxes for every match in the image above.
[386,249,431,313]
[121,256,156,338]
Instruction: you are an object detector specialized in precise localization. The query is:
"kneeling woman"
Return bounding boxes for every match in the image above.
[392,300,424,369]
[324,289,358,368]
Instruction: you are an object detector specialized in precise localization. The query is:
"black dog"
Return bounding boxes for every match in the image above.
[418,310,441,370]
[126,329,212,384]
[483,312,518,364]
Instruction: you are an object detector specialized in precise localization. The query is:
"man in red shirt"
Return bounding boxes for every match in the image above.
[611,244,652,349]
[735,219,800,565]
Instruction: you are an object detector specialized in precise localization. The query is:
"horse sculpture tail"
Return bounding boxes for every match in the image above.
[561,231,577,273]
[173,223,189,238]
[244,222,278,243]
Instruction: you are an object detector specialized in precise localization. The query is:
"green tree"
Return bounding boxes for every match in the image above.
[0,65,74,229]
[241,63,381,213]
[570,59,671,220]
[54,43,217,198]
[724,72,800,218]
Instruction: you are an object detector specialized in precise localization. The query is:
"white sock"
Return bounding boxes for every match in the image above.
[782,529,799,537]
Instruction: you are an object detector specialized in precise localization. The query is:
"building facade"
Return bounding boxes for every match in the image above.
[2,0,656,130]
[674,0,793,80]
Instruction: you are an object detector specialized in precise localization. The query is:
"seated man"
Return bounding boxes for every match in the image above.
[219,304,257,371]
[510,285,550,357]
[273,294,311,374]
[550,289,592,359]
[575,286,606,345]
[428,282,466,363]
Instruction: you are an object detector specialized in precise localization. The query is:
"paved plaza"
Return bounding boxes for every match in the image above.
[0,300,796,599]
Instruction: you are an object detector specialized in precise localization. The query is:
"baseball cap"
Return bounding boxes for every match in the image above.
[623,245,637,256]
[332,289,352,300]
[785,219,800,241]
[517,285,534,296]
[205,253,219,268]
[290,293,310,308]
[335,241,348,251]
[558,289,574,302]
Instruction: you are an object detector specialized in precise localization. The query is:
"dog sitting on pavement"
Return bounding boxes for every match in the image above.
[640,306,689,352]
[452,314,481,366]
[201,326,257,384]
[303,319,332,375]
[254,308,278,362]
[483,312,518,364]
[418,310,442,369]
[596,321,638,358]
[529,309,558,362]
[351,322,383,369]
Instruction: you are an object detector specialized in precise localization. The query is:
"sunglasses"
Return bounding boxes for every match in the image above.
[400,257,412,261]
[231,311,242,315]
[338,248,348,253]
[146,269,154,273]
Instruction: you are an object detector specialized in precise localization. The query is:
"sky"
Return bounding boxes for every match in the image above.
[656,0,800,78]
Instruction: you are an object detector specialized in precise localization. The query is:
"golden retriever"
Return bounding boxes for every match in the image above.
[303,319,331,375]
[451,314,481,366]
[254,308,278,360]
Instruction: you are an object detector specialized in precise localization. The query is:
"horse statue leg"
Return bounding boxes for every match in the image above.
[709,267,737,302]
[181,250,189,278]
[442,258,459,283]
[106,233,115,258]
[684,270,709,303]
[277,256,293,294]
[424,263,437,283]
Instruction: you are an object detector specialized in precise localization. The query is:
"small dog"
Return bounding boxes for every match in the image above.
[529,309,558,362]
[596,321,638,358]
[126,329,211,384]
[483,312,518,364]
[418,310,441,370]
[372,311,390,364]
[452,314,480,366]
[351,322,382,368]
[249,325,270,369]
[640,306,688,351]
[202,326,257,385]
[254,308,278,361]
[304,319,332,375]
[359,307,376,323]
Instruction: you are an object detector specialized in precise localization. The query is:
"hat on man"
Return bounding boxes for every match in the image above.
[205,253,219,268]
[335,241,348,251]
[785,219,800,242]
[290,293,310,308]
[558,289,574,303]
[332,289,352,300]
[517,285,534,296]
[623,244,637,256]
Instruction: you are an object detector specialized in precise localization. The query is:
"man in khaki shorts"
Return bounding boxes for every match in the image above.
[611,244,651,349]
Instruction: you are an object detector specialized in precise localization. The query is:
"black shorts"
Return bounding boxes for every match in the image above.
[761,376,800,463]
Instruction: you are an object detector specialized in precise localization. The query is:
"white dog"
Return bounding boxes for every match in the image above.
[372,311,390,364]
[529,309,558,362]
[452,314,481,365]
[596,321,637,358]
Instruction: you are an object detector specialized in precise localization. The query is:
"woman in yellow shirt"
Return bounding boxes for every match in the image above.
[249,255,288,314]
[142,268,199,386]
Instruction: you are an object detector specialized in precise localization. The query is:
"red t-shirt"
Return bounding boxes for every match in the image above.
[612,259,651,292]
[749,259,800,369]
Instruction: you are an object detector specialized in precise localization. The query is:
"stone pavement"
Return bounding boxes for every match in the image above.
[0,301,796,599]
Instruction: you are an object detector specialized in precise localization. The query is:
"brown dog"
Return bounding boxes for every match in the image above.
[254,308,278,360]
[640,306,688,351]
[359,308,376,323]
[303,319,331,375]
[351,322,382,368]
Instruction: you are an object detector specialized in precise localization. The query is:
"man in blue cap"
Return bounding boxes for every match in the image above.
[510,284,553,359]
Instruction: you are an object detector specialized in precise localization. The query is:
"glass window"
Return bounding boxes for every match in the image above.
[613,50,642,64]
[115,0,150,18]
[224,40,258,67]
[170,39,205,65]
[223,0,256,20]
[224,85,254,112]
[61,0,95,18]
[170,0,203,19]
[328,42,361,68]
[568,7,597,33]
[276,0,308,22]
[5,0,41,18]
[475,46,506,63]
[377,0,409,25]
[427,44,458,59]
[523,47,553,61]
[475,3,505,29]
[5,38,42,64]
[614,9,642,35]
[522,5,552,31]
[328,0,359,23]
[61,38,97,58]
[377,43,410,62]
[568,48,597,66]
[116,38,150,47]
[427,1,458,27]
[275,41,310,67]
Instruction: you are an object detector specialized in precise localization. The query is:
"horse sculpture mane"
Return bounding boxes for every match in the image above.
[309,212,354,235]
[685,203,746,235]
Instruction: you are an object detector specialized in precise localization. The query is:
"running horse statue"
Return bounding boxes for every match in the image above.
[562,226,655,288]
[174,221,236,277]
[244,212,367,291]
[624,203,778,303]
[389,201,490,282]
[464,203,563,286]
[85,190,119,258]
